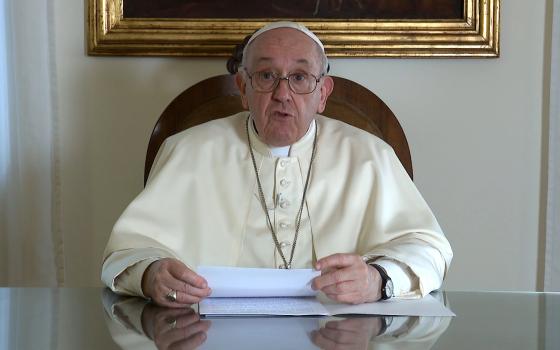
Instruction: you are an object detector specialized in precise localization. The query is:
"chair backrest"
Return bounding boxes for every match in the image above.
[145,74,413,185]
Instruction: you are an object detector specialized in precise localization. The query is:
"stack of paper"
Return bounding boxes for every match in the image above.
[197,266,455,317]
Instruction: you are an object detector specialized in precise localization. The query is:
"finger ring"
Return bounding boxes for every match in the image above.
[165,317,177,329]
[165,289,177,302]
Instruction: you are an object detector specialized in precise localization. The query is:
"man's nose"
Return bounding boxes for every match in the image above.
[272,77,292,101]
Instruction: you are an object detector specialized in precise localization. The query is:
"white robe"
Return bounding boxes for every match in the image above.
[102,112,452,297]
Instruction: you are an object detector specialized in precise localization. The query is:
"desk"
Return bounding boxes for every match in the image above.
[0,288,558,349]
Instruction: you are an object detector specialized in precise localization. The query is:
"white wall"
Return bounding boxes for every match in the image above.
[53,0,547,290]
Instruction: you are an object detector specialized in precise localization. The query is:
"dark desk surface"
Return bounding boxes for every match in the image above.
[0,288,558,350]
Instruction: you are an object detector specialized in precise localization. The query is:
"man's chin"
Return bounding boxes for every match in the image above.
[266,139,295,147]
[261,125,299,146]
[263,133,297,147]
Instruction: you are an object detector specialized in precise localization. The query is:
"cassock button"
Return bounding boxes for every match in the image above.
[280,201,290,209]
[276,193,285,205]
[279,223,289,229]
[280,160,288,167]
[280,241,291,248]
[280,179,290,187]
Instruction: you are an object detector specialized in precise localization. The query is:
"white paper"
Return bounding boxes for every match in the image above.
[319,294,456,317]
[199,297,329,316]
[197,266,320,297]
[197,266,455,317]
[199,294,454,317]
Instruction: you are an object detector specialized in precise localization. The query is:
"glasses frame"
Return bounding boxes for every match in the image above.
[243,68,324,95]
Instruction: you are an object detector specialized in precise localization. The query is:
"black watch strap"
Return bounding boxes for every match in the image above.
[376,316,393,337]
[370,263,393,300]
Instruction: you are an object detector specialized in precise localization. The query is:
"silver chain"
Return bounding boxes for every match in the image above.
[246,117,317,269]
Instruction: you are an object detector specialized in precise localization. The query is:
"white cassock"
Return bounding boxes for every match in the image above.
[101,112,453,298]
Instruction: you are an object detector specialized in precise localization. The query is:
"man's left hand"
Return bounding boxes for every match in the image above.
[312,253,382,304]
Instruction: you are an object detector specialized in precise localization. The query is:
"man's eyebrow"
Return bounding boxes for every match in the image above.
[295,58,312,65]
[255,57,273,63]
[253,57,313,68]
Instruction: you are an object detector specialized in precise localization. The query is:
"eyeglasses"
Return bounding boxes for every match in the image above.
[243,68,324,94]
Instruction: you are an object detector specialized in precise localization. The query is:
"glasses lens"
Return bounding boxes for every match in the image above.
[253,71,277,91]
[288,73,316,94]
[249,70,319,94]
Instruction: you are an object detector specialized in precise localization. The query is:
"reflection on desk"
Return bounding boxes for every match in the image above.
[102,290,451,350]
[1,288,558,349]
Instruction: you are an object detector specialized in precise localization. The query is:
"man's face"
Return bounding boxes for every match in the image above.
[236,28,334,147]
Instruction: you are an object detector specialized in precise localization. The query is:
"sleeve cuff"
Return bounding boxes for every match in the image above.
[102,247,175,297]
[371,258,420,298]
[114,258,161,298]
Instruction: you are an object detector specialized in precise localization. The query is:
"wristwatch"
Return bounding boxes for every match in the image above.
[376,316,393,337]
[370,264,394,300]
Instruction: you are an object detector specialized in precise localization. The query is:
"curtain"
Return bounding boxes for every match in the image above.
[0,288,59,349]
[0,289,8,349]
[0,0,64,286]
[545,0,560,292]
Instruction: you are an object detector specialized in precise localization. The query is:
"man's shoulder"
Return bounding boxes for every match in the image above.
[316,114,392,152]
[165,112,248,148]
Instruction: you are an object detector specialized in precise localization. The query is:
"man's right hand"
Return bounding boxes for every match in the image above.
[142,258,211,307]
[141,304,211,349]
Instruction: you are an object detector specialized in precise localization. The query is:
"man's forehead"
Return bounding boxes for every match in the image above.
[251,28,317,50]
[252,56,314,71]
[248,29,320,67]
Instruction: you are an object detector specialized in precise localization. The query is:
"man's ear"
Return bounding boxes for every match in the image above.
[316,76,334,114]
[235,72,249,109]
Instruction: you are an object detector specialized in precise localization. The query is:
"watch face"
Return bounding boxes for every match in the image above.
[385,279,394,298]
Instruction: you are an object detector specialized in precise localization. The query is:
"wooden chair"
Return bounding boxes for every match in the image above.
[144,74,413,185]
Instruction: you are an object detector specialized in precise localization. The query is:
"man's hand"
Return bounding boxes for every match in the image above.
[312,253,382,304]
[141,304,211,350]
[311,317,382,350]
[142,258,211,307]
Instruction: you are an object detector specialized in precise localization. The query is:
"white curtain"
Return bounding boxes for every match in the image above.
[545,0,560,292]
[0,289,8,349]
[0,0,64,286]
[0,289,59,349]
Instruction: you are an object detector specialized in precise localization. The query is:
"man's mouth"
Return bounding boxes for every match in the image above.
[271,111,293,118]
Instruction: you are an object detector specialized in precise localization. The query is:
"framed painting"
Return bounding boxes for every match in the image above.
[88,0,499,57]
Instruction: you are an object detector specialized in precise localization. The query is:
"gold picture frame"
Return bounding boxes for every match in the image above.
[87,0,499,58]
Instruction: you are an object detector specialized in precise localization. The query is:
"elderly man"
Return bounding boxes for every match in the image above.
[102,21,452,307]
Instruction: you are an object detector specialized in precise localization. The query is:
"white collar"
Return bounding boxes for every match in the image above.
[250,117,316,157]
